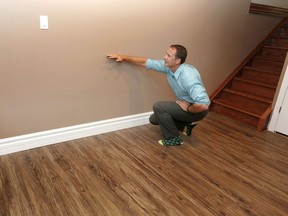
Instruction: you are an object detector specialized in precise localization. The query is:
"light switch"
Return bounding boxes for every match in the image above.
[40,15,48,30]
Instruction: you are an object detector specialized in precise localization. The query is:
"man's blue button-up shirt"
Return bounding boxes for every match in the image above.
[146,59,210,105]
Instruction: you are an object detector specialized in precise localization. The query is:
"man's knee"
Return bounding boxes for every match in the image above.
[152,101,162,112]
[149,114,159,125]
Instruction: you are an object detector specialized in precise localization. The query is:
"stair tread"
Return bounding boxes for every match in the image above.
[212,98,262,117]
[222,88,273,103]
[233,77,277,89]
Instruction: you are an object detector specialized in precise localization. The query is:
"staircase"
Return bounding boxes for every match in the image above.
[209,18,288,131]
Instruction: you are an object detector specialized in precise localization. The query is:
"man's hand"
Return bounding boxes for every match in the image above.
[176,100,190,111]
[176,100,209,113]
[107,54,124,62]
[106,54,147,67]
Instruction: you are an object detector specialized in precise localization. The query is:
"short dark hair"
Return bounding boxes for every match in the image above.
[170,44,187,64]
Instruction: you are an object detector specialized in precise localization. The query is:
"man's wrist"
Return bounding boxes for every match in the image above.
[122,55,127,62]
[187,104,192,112]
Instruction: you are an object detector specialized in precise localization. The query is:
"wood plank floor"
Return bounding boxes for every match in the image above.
[0,112,288,216]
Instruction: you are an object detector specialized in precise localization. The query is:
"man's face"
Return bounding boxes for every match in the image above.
[164,47,180,68]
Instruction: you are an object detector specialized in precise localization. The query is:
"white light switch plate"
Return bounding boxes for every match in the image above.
[40,15,48,30]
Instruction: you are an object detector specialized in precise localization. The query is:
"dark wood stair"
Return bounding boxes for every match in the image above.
[209,18,288,131]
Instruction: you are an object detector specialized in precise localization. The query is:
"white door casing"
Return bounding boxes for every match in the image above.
[268,59,288,135]
[275,86,288,135]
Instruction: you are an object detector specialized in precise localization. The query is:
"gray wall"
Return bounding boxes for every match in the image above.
[0,0,281,138]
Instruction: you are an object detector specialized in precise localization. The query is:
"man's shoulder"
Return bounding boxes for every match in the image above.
[183,63,198,71]
[182,64,199,76]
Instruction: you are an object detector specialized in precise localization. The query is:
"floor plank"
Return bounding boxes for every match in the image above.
[0,112,288,216]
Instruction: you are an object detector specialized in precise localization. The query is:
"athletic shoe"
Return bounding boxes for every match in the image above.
[158,136,184,146]
[183,122,199,136]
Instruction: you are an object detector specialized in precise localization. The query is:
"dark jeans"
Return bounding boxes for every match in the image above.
[149,101,208,139]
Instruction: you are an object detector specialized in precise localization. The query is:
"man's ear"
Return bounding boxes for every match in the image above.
[176,58,181,64]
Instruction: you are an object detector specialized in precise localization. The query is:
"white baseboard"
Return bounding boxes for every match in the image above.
[0,111,153,156]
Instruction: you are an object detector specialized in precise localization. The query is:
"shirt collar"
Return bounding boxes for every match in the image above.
[170,64,184,79]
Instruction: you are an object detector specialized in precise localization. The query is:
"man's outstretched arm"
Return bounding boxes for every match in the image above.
[107,54,147,67]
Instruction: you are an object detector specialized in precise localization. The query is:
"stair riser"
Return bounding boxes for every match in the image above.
[271,38,288,47]
[261,48,288,59]
[276,28,288,36]
[275,27,288,37]
[220,91,270,113]
[251,59,283,72]
[231,80,276,99]
[210,104,259,128]
[241,69,280,86]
